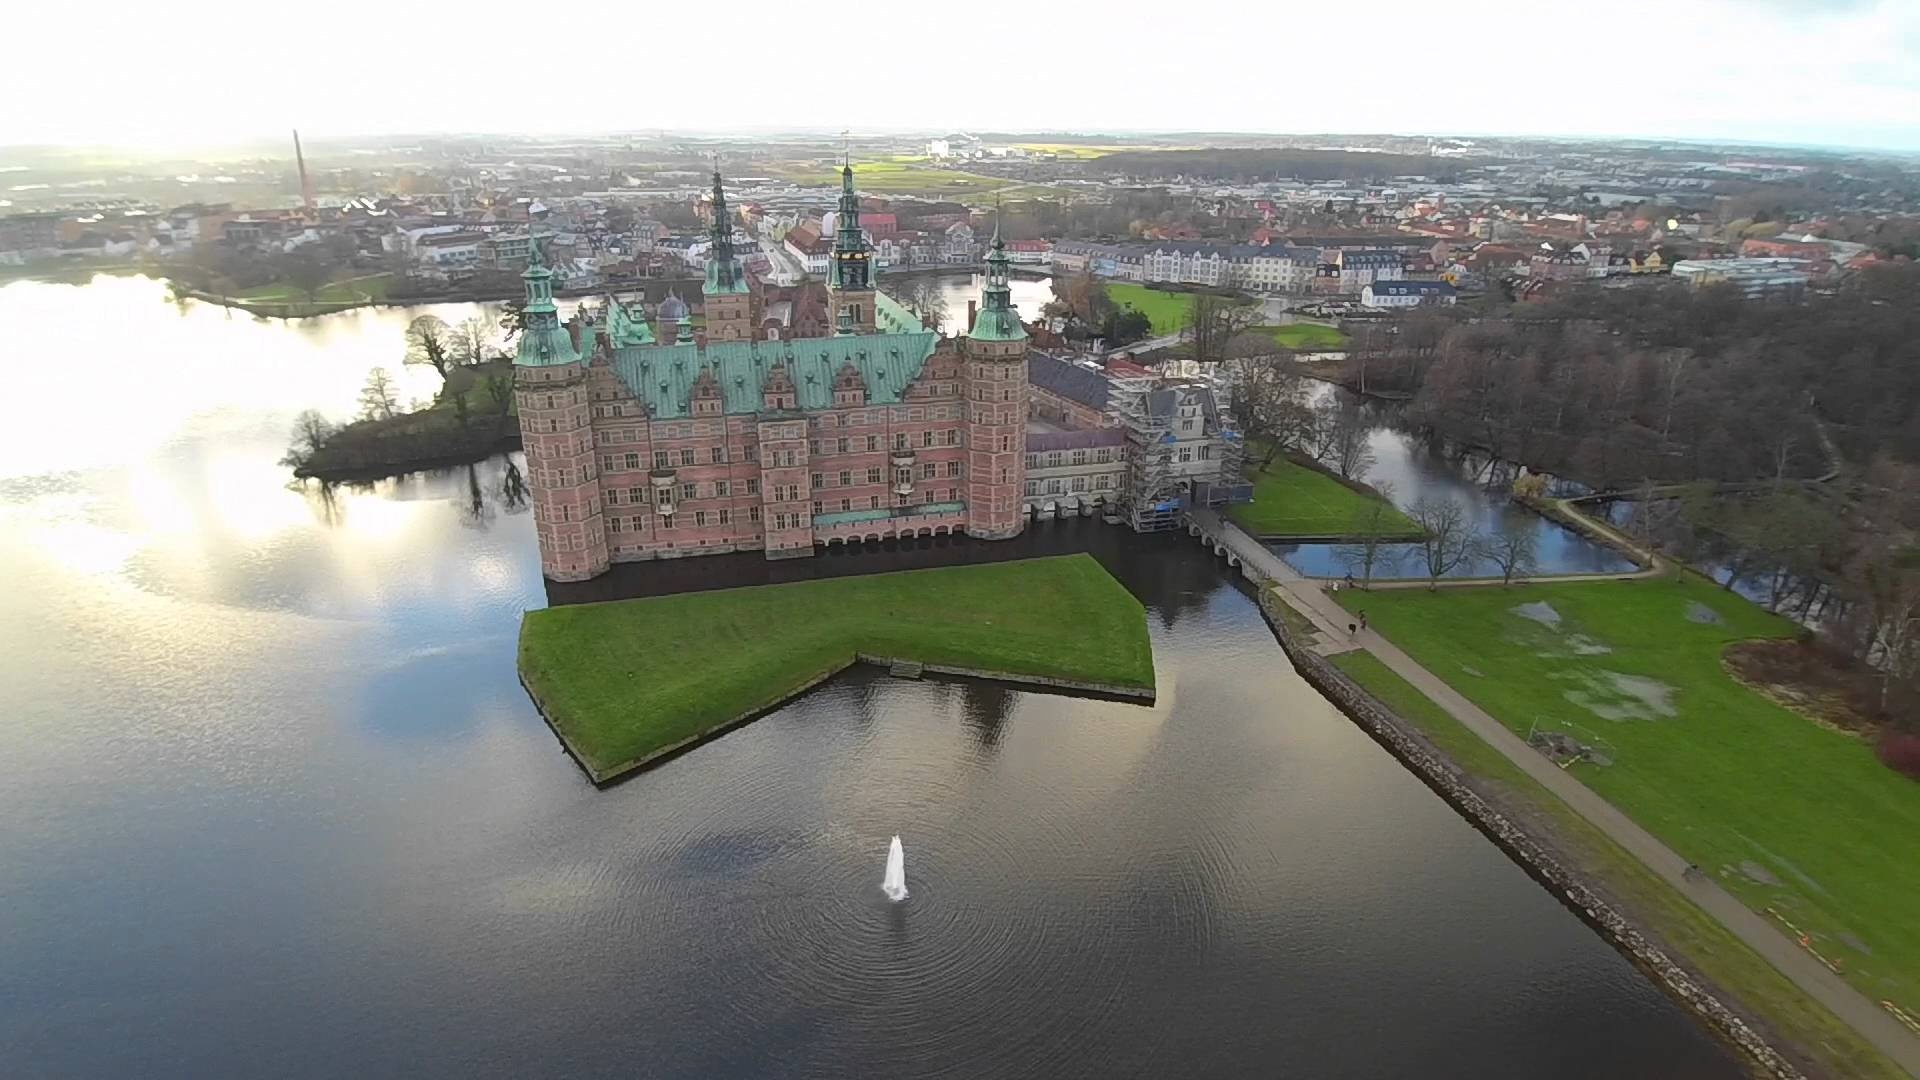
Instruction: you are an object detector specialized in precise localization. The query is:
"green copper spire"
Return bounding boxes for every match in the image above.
[703,167,750,296]
[514,233,583,366]
[968,219,1026,342]
[828,159,872,292]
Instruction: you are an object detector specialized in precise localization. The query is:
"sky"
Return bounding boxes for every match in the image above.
[4,0,1920,152]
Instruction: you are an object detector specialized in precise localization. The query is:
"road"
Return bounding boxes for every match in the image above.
[1188,506,1920,1077]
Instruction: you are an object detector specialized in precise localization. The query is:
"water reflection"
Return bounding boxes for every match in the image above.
[0,276,1740,1079]
[1276,384,1636,580]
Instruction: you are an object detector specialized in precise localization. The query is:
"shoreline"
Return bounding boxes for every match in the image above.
[521,648,1154,786]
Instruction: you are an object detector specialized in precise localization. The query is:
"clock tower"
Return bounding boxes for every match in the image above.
[827,162,876,335]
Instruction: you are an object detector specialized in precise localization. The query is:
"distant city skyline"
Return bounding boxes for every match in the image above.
[4,0,1919,153]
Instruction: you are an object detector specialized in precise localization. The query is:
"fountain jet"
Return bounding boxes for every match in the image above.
[882,835,908,902]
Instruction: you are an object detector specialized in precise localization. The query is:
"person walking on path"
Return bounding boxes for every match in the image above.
[1347,622,1357,638]
[1358,612,1369,633]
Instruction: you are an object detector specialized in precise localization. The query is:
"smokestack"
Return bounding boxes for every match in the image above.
[293,128,314,215]
[967,299,977,331]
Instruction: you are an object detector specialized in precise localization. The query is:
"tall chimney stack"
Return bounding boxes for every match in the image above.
[967,299,977,332]
[293,128,314,215]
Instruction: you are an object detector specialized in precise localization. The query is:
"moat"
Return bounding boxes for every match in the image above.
[0,276,1743,1077]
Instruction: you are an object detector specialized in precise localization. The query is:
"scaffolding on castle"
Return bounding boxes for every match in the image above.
[1110,369,1251,532]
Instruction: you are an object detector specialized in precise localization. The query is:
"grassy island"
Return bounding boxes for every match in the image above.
[519,555,1155,782]
[1336,577,1920,1016]
[1229,455,1416,538]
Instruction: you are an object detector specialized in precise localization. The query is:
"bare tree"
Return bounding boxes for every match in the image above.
[283,253,333,306]
[1475,523,1539,586]
[899,278,950,333]
[404,315,454,379]
[1408,496,1473,589]
[1333,482,1400,587]
[449,315,505,367]
[1315,397,1375,481]
[1226,357,1315,465]
[280,408,336,468]
[1187,293,1262,366]
[358,367,401,421]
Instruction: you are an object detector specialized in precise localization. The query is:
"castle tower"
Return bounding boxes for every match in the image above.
[702,169,753,342]
[512,235,608,580]
[827,162,876,335]
[962,226,1028,540]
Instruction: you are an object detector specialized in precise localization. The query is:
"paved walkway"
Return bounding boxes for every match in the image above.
[1188,507,1920,1076]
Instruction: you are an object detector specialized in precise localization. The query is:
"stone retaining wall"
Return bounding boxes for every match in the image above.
[1254,586,1806,1080]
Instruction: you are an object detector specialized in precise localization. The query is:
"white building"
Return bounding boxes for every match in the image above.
[1361,280,1458,308]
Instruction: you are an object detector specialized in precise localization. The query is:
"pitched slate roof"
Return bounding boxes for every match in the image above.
[1027,352,1112,410]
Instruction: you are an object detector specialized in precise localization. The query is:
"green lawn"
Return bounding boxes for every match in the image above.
[519,555,1154,780]
[1103,282,1211,336]
[1229,455,1417,538]
[238,272,392,306]
[1255,323,1348,350]
[1329,650,1908,1080]
[775,159,1018,197]
[1335,578,1920,1014]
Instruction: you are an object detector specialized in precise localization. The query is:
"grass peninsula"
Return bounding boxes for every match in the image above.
[519,554,1155,782]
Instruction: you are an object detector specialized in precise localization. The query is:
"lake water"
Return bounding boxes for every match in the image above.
[0,276,1740,1077]
[1273,386,1638,581]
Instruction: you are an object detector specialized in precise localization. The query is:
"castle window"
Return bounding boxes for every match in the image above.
[602,455,615,473]
[811,473,824,489]
[840,499,851,512]
[922,430,934,448]
[947,462,961,478]
[894,433,907,450]
[867,467,882,485]
[747,479,760,495]
[680,449,696,466]
[749,505,761,523]
[715,480,731,498]
[866,436,878,452]
[920,463,935,480]
[661,514,675,531]
[1025,481,1039,496]
[837,438,850,454]
[694,511,707,528]
[711,446,726,464]
[654,451,669,469]
[631,486,647,504]
[718,508,732,526]
[624,453,640,470]
[1025,455,1039,469]
[946,430,958,446]
[681,483,697,501]
[838,470,851,487]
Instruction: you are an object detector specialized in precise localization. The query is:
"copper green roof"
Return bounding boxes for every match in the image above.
[609,330,940,419]
[514,235,583,366]
[606,297,655,346]
[875,291,923,334]
[703,257,752,295]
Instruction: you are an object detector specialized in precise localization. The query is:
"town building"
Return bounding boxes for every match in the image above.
[1361,280,1458,308]
[1670,257,1811,298]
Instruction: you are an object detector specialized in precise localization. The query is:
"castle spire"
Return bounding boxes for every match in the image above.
[968,212,1026,343]
[828,159,871,292]
[514,233,582,366]
[705,164,741,293]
